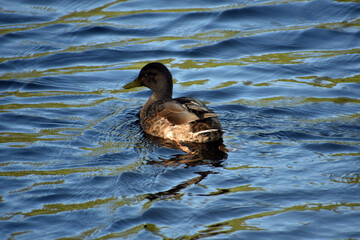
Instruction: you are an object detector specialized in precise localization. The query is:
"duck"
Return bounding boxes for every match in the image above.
[123,62,224,145]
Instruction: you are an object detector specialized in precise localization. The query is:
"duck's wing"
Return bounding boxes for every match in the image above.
[152,97,218,125]
[175,97,223,133]
[156,100,200,125]
[175,97,219,119]
[151,97,217,125]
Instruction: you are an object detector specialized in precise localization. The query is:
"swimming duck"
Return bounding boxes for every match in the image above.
[124,62,224,144]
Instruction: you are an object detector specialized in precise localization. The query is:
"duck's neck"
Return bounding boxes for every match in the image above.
[140,91,172,118]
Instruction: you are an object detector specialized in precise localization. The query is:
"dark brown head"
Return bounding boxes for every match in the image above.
[124,62,173,100]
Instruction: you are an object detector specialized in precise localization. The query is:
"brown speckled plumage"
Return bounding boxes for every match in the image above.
[124,62,223,143]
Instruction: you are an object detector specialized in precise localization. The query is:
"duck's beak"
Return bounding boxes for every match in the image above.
[123,77,142,89]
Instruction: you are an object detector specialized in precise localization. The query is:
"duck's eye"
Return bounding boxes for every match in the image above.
[143,72,155,78]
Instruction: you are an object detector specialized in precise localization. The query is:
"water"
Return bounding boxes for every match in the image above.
[1,0,360,239]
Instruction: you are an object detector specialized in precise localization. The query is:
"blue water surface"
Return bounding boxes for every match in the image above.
[1,0,360,239]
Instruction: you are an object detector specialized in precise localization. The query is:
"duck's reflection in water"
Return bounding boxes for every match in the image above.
[145,134,228,167]
[142,135,228,201]
[146,170,216,201]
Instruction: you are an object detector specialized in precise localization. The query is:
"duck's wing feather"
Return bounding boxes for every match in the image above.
[156,100,200,125]
[175,97,220,119]
[153,97,219,125]
[176,97,223,133]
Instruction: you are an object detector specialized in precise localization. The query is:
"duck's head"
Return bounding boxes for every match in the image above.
[124,62,173,100]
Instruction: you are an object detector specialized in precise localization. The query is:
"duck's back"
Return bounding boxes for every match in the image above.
[140,97,223,143]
